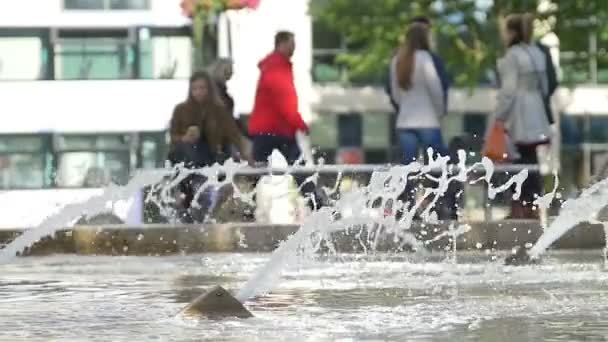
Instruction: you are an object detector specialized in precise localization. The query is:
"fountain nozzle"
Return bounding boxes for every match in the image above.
[504,245,540,266]
[180,285,253,319]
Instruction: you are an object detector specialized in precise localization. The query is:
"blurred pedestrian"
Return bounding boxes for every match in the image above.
[210,58,235,115]
[389,23,449,218]
[168,71,252,222]
[209,58,248,160]
[390,24,448,164]
[249,31,327,210]
[491,14,551,219]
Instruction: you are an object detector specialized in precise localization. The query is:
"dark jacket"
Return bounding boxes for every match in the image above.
[386,51,450,114]
[248,51,308,138]
[216,81,248,137]
[216,82,235,116]
[169,99,248,162]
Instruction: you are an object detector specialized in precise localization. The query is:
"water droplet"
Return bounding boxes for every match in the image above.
[137,234,144,241]
[476,242,483,249]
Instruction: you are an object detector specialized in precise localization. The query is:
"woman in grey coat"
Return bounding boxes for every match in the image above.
[492,14,552,218]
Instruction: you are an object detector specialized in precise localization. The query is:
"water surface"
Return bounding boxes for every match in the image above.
[1,251,607,341]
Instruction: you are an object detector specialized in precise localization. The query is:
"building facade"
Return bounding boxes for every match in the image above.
[0,0,607,192]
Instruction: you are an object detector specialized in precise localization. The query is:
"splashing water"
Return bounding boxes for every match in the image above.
[1,151,529,302]
[529,176,608,259]
[0,170,167,262]
[237,151,529,301]
[0,159,255,261]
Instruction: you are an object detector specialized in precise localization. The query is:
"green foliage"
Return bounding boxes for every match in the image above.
[554,0,608,84]
[310,0,607,86]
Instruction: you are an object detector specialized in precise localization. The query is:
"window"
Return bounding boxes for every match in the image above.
[588,117,608,143]
[0,136,51,190]
[64,0,150,10]
[0,37,45,80]
[138,31,192,79]
[54,135,129,151]
[55,151,130,187]
[109,0,149,10]
[337,114,362,147]
[53,135,131,187]
[139,133,167,169]
[64,0,104,9]
[140,140,160,169]
[54,38,134,79]
[309,114,338,149]
[363,113,389,149]
[561,116,583,145]
[312,20,346,83]
[0,154,47,189]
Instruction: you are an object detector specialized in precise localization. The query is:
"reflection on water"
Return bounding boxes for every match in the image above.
[1,251,608,341]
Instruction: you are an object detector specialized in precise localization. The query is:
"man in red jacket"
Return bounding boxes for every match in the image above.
[249,31,327,210]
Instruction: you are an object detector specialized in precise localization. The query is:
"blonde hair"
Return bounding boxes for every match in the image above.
[396,24,431,90]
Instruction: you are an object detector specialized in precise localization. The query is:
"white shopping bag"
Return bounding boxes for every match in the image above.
[295,130,314,166]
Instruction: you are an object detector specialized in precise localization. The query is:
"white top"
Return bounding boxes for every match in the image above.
[390,50,444,129]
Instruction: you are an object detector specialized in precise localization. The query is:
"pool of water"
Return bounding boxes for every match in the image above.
[1,251,608,341]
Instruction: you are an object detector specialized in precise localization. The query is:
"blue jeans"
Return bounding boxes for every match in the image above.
[397,128,451,215]
[397,128,448,164]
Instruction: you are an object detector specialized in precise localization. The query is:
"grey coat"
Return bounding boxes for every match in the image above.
[494,43,551,145]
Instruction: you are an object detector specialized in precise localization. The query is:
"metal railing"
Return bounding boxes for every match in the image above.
[140,163,539,177]
[139,163,540,222]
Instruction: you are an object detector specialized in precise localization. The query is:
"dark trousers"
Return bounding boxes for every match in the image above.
[168,141,212,168]
[167,141,212,216]
[515,144,542,205]
[252,134,324,209]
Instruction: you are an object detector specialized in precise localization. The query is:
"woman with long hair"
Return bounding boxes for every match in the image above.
[168,71,251,222]
[389,24,448,214]
[491,14,551,218]
[169,71,250,166]
[390,24,447,164]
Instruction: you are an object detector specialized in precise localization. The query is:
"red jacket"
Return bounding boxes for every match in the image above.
[248,51,308,138]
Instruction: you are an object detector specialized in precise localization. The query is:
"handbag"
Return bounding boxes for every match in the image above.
[483,121,520,162]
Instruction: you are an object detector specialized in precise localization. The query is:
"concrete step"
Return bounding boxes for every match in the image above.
[0,221,605,256]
